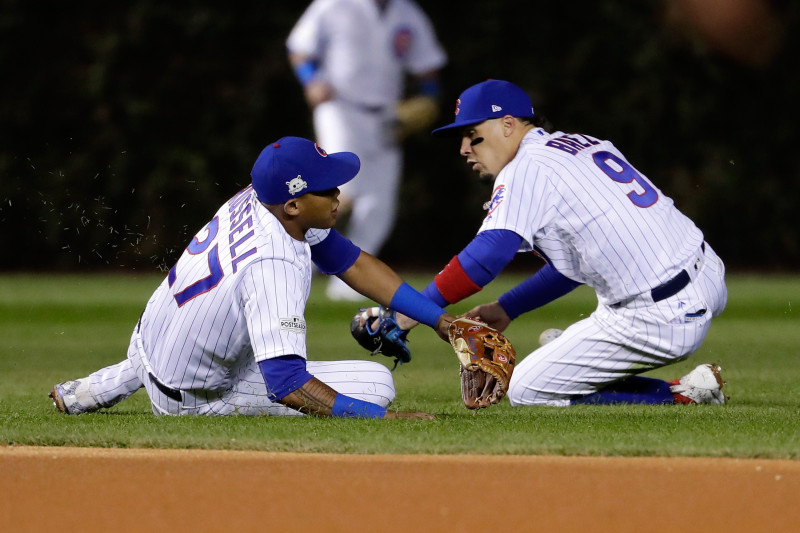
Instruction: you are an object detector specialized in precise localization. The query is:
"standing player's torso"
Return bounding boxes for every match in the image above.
[140,187,312,391]
[293,0,441,105]
[481,129,703,304]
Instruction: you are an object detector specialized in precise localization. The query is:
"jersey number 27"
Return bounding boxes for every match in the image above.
[167,217,224,307]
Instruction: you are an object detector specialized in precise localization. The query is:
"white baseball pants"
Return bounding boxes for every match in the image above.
[507,243,728,406]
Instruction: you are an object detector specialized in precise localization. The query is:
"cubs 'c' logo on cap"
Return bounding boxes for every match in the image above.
[454,98,461,116]
[314,143,327,157]
[286,175,308,196]
[392,27,412,59]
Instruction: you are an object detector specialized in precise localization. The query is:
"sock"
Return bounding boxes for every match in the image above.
[574,376,675,405]
[668,378,694,404]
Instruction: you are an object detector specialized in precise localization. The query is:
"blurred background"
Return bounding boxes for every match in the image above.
[1,0,797,274]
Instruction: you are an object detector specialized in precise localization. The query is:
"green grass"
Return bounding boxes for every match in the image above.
[1,272,798,458]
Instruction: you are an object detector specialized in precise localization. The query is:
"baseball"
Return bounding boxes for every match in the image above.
[538,328,563,346]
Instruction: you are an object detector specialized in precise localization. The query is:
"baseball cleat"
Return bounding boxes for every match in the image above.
[669,364,727,405]
[538,328,564,346]
[49,379,100,414]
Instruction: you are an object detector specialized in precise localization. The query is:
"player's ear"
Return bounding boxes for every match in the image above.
[501,115,517,137]
[283,198,301,216]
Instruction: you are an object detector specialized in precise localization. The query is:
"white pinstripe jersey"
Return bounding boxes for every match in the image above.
[287,0,447,106]
[479,128,704,305]
[139,186,329,392]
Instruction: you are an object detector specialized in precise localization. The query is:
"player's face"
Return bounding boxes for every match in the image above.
[459,118,518,181]
[297,187,341,230]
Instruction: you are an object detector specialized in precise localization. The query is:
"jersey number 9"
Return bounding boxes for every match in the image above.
[592,151,658,208]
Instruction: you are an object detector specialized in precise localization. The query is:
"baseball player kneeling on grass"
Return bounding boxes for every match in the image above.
[49,137,455,418]
[382,79,729,406]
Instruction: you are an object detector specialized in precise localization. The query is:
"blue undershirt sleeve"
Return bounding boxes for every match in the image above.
[421,282,448,307]
[258,355,314,401]
[422,229,522,303]
[497,264,583,320]
[417,78,440,97]
[457,229,522,286]
[310,229,361,275]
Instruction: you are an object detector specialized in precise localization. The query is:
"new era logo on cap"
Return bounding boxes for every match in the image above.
[432,79,534,136]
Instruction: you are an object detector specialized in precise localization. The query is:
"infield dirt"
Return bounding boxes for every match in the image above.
[2,446,798,532]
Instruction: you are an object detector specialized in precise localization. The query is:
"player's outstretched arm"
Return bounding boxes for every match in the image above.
[338,251,404,305]
[279,377,433,419]
[340,251,454,341]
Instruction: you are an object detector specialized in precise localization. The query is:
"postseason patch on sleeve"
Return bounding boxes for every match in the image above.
[280,316,307,334]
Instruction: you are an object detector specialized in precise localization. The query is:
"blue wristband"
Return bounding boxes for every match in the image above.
[390,282,445,329]
[293,60,318,86]
[331,394,387,418]
[418,79,440,97]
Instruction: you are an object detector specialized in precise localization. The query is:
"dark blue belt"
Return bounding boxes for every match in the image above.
[340,97,388,114]
[148,372,182,401]
[138,316,182,401]
[650,243,705,303]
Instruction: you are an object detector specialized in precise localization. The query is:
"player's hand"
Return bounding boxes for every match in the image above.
[304,79,335,107]
[434,313,455,342]
[383,410,435,420]
[383,310,452,343]
[464,302,511,332]
[395,311,418,332]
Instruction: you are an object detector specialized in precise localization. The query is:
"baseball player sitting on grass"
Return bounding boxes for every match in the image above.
[49,137,454,418]
[388,79,729,406]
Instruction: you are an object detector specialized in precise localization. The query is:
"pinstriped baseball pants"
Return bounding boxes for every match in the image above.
[507,243,728,406]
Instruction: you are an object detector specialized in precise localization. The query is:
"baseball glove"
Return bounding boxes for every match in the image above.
[394,95,439,140]
[448,317,516,409]
[350,306,411,369]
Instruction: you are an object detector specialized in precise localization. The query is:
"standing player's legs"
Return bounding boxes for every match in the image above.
[337,147,402,256]
[325,147,401,300]
[315,100,402,300]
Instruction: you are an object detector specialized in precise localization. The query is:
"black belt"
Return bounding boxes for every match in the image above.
[148,372,182,401]
[650,243,705,303]
[339,97,388,114]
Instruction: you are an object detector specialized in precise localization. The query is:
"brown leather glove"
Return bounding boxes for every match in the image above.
[448,318,516,409]
[394,96,439,140]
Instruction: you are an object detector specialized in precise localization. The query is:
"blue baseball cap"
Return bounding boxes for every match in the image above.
[251,137,360,204]
[432,80,534,136]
